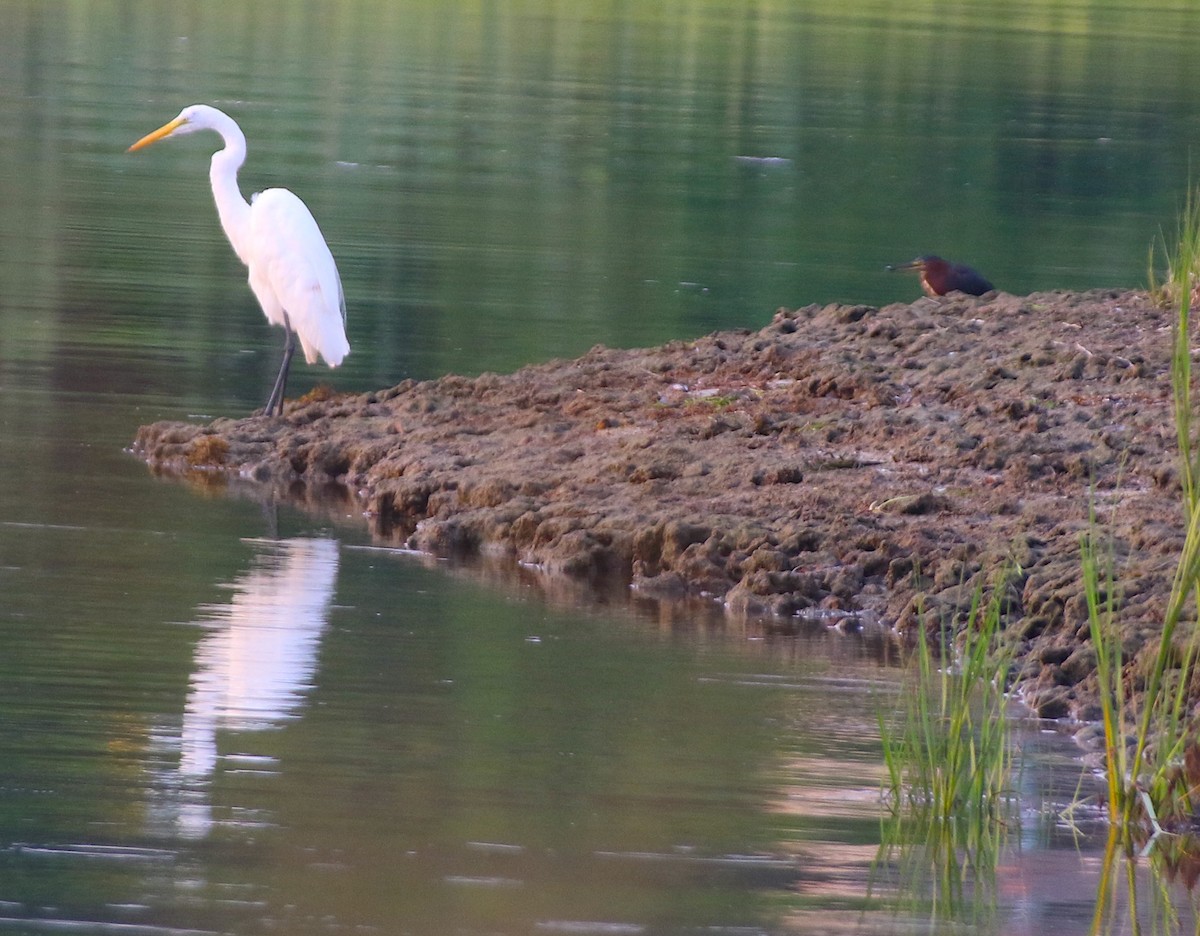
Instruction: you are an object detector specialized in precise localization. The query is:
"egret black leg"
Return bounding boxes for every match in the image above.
[265,326,296,416]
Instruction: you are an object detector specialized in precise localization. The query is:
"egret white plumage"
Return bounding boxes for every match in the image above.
[128,105,350,416]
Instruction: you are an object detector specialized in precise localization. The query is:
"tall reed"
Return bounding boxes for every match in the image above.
[1075,183,1200,936]
[1087,181,1200,843]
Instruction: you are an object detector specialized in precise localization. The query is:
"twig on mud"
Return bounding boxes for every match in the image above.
[1051,339,1094,357]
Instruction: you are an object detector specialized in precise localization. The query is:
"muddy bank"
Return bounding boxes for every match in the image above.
[133,289,1186,720]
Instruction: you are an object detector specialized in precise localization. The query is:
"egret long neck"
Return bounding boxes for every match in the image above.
[207,119,253,266]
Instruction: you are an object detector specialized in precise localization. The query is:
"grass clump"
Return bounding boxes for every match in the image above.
[876,578,1017,920]
[1149,184,1200,321]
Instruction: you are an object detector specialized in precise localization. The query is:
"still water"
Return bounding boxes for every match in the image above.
[3,0,1200,933]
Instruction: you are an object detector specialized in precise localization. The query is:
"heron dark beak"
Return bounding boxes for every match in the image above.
[885,259,925,272]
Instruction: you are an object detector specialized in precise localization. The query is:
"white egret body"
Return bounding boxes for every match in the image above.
[129,105,349,416]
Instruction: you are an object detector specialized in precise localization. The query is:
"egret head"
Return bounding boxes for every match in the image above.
[128,105,225,152]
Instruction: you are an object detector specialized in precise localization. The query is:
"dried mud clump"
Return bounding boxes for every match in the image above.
[133,289,1184,720]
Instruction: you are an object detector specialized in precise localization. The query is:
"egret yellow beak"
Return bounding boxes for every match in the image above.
[127,115,187,153]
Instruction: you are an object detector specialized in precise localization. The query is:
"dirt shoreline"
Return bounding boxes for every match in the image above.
[133,289,1188,721]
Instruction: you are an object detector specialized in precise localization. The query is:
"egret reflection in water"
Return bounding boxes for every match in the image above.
[166,537,339,836]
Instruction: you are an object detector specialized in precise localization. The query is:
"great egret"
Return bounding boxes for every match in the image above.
[128,104,350,416]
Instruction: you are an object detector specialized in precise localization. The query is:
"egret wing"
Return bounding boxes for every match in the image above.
[248,188,350,367]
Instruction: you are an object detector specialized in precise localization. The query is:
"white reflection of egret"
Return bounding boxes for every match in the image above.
[175,537,338,835]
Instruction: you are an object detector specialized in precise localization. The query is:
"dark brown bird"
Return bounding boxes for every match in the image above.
[886,255,994,297]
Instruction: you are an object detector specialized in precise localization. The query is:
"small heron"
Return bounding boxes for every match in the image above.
[887,255,994,297]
